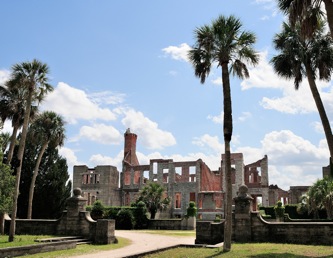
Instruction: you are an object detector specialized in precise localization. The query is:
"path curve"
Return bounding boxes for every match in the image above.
[71,230,196,258]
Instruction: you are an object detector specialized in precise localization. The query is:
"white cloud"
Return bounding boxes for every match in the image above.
[89,91,125,105]
[192,134,224,153]
[162,43,191,62]
[121,108,176,149]
[89,150,124,169]
[59,147,79,172]
[42,82,118,124]
[242,50,333,115]
[72,123,122,145]
[238,112,252,122]
[261,130,328,165]
[0,69,10,84]
[207,111,224,124]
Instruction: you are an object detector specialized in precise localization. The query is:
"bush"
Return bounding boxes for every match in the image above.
[260,206,276,219]
[274,201,285,219]
[90,200,104,220]
[116,209,135,229]
[132,201,148,229]
[186,201,197,218]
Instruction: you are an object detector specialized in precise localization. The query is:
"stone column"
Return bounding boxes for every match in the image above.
[233,184,253,242]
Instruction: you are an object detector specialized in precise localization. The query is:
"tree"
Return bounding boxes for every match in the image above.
[271,21,333,174]
[0,134,15,234]
[0,83,37,165]
[14,134,71,219]
[307,177,333,219]
[0,132,10,155]
[8,59,53,242]
[277,0,333,39]
[27,111,66,219]
[136,182,169,219]
[188,15,259,251]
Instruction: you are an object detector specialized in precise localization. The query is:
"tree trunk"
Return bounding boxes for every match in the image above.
[8,89,33,242]
[222,62,233,252]
[324,0,333,37]
[0,213,4,235]
[27,142,48,219]
[6,124,18,165]
[305,63,333,171]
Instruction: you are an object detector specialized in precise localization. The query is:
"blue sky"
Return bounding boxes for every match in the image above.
[1,0,332,190]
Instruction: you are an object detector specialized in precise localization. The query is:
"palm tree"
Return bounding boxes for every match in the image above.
[27,111,65,219]
[307,177,333,219]
[0,132,11,155]
[8,59,53,242]
[271,21,333,174]
[277,0,333,38]
[0,83,37,165]
[188,15,259,251]
[137,182,170,219]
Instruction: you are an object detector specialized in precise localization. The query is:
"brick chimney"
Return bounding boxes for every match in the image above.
[123,128,139,166]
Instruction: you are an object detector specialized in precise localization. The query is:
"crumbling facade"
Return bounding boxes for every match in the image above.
[73,129,288,219]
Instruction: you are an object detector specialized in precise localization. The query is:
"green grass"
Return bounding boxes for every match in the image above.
[0,235,131,258]
[0,235,57,248]
[22,237,131,258]
[143,243,333,258]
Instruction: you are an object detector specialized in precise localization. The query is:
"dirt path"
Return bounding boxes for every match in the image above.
[71,230,196,258]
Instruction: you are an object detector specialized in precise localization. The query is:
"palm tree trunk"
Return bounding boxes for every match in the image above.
[27,142,48,219]
[305,63,333,171]
[6,125,18,165]
[8,90,33,242]
[323,0,333,37]
[222,62,233,252]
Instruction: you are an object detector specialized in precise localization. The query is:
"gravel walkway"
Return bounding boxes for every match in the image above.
[71,230,196,258]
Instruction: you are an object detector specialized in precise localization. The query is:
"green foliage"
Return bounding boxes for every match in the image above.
[90,200,104,220]
[259,206,276,219]
[131,201,148,229]
[116,209,135,229]
[0,161,15,214]
[14,136,71,219]
[136,182,169,219]
[274,201,285,218]
[186,201,197,218]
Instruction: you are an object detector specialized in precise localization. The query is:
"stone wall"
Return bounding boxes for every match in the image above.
[196,184,333,246]
[5,188,116,244]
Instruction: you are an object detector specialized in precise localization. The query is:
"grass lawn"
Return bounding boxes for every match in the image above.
[143,243,333,258]
[0,235,131,258]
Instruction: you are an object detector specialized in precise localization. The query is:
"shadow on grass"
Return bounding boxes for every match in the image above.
[209,252,330,258]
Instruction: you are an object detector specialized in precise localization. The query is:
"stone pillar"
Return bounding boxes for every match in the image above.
[95,219,116,244]
[233,184,253,242]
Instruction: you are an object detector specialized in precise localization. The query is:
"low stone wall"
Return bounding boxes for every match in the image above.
[148,217,196,230]
[13,219,58,235]
[195,221,224,245]
[0,241,77,258]
[5,188,116,245]
[251,212,333,245]
[196,185,333,246]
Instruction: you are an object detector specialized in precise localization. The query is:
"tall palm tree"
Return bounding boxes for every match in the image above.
[307,177,333,219]
[0,83,37,165]
[188,15,259,251]
[137,182,169,219]
[271,21,333,174]
[277,0,333,38]
[8,59,53,242]
[27,111,65,219]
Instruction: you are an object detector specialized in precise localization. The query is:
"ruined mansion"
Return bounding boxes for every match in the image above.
[73,129,290,219]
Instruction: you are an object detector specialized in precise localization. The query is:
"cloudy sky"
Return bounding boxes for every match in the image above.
[1,0,332,190]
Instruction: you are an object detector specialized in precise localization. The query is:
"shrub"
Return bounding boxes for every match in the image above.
[132,201,148,229]
[116,209,135,229]
[186,201,197,218]
[274,201,285,219]
[90,200,104,220]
